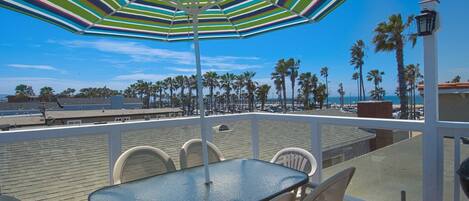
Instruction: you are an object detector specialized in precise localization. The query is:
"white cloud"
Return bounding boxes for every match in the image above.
[7,64,62,72]
[166,67,231,73]
[168,67,196,73]
[60,40,261,71]
[112,73,187,81]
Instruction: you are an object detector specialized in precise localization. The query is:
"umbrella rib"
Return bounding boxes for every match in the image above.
[81,0,136,33]
[216,4,241,38]
[166,7,179,41]
[264,0,312,23]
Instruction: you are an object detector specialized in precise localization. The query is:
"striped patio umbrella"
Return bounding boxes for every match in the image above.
[0,0,345,184]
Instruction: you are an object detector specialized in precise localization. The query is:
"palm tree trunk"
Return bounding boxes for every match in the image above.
[291,82,295,110]
[169,88,173,107]
[210,86,213,113]
[188,88,192,115]
[325,76,328,108]
[359,66,365,101]
[281,76,287,113]
[356,79,360,102]
[412,80,417,119]
[159,90,163,108]
[396,43,408,119]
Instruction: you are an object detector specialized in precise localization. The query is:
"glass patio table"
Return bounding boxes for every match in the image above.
[89,159,308,201]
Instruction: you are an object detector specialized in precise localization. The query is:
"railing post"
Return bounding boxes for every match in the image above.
[250,114,259,159]
[310,120,322,183]
[206,120,214,142]
[420,0,442,200]
[108,126,122,184]
[454,129,462,201]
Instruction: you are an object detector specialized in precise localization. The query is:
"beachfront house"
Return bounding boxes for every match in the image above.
[419,82,469,122]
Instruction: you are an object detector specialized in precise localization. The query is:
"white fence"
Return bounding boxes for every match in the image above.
[0,113,468,200]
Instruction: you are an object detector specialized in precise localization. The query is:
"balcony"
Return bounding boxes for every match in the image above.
[0,113,468,201]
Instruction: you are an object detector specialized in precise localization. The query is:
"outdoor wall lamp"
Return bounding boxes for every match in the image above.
[415,9,437,36]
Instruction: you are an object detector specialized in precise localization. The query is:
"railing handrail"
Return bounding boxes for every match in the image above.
[0,112,434,144]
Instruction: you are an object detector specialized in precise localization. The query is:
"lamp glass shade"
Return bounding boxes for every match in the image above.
[415,10,437,36]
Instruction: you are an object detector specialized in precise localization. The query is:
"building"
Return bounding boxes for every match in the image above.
[45,108,183,126]
[0,102,60,116]
[0,115,45,130]
[419,82,469,122]
[57,96,143,110]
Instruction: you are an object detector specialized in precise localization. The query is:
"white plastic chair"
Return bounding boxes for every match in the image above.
[112,146,176,184]
[179,139,225,169]
[271,147,318,199]
[303,167,356,201]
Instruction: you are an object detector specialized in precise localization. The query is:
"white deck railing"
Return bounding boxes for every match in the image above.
[0,112,468,200]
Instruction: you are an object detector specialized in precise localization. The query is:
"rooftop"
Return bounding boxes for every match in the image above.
[418,82,469,94]
[57,97,142,106]
[0,115,44,127]
[45,108,183,120]
[0,102,60,111]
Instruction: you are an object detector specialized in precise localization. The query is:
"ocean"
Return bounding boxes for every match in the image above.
[327,95,423,105]
[267,95,423,105]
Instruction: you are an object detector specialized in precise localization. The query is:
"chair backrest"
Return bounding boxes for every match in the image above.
[112,146,176,184]
[303,167,356,201]
[179,139,225,169]
[271,147,318,177]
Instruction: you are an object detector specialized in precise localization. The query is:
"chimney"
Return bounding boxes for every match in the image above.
[357,101,394,150]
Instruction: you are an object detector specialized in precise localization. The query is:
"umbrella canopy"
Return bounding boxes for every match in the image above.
[0,0,344,41]
[0,0,344,184]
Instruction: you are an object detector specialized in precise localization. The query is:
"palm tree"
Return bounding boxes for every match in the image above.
[298,72,314,109]
[273,76,283,106]
[320,66,329,107]
[352,72,359,102]
[273,59,289,112]
[451,75,461,83]
[337,83,345,108]
[373,14,417,119]
[39,86,54,102]
[203,71,219,113]
[149,83,157,108]
[124,85,137,98]
[243,71,256,112]
[187,75,198,114]
[350,40,366,101]
[164,77,174,107]
[366,69,385,100]
[405,64,422,119]
[134,80,151,108]
[154,81,164,108]
[220,73,236,112]
[58,88,75,98]
[287,58,300,110]
[256,84,271,111]
[233,74,244,111]
[175,75,186,111]
[313,83,327,109]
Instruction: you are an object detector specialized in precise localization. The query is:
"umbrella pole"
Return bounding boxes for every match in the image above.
[192,13,211,184]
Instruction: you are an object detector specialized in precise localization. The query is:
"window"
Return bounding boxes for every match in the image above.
[115,116,131,122]
[66,120,82,125]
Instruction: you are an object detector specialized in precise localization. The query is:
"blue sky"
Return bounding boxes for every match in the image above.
[0,0,468,97]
